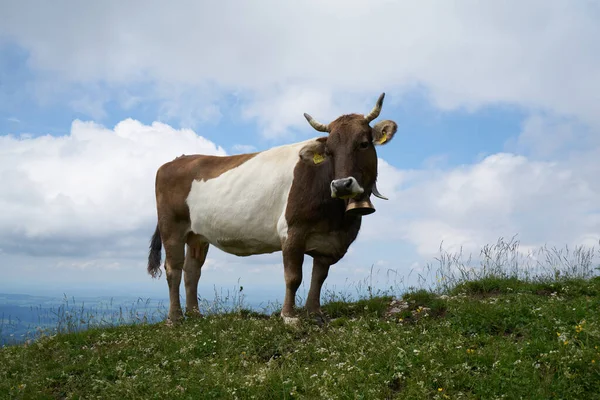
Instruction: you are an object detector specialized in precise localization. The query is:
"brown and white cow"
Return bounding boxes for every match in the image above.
[147,93,397,325]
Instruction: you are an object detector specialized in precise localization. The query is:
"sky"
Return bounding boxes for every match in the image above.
[0,1,599,304]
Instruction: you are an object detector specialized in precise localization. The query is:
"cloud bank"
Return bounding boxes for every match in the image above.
[1,1,599,135]
[363,117,600,258]
[0,119,225,257]
[1,117,598,267]
[0,1,599,293]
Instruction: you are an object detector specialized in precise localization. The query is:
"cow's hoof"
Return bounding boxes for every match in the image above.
[165,313,184,327]
[310,312,330,326]
[282,316,301,326]
[184,309,203,319]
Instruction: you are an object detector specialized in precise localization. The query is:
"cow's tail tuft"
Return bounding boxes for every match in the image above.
[147,224,163,278]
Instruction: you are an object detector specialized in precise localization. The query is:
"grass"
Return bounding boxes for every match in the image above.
[1,237,599,399]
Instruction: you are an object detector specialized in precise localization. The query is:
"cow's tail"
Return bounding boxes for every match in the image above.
[147,224,163,278]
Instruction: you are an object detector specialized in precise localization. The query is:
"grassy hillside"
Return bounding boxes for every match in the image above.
[1,275,599,399]
[1,239,599,399]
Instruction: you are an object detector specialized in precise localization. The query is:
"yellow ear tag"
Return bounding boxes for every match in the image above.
[377,133,388,144]
[313,153,325,164]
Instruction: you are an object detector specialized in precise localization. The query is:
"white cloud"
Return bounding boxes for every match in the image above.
[240,85,371,138]
[0,116,598,293]
[1,1,598,133]
[0,118,226,256]
[507,114,595,160]
[154,82,225,128]
[68,94,108,120]
[364,118,600,259]
[1,1,600,292]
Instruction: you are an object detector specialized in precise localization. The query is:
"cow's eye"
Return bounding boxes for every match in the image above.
[359,141,370,150]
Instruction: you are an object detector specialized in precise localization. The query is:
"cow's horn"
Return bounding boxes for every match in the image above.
[303,113,329,132]
[364,92,385,123]
[372,182,388,200]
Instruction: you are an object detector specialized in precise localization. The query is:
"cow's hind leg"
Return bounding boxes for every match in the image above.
[162,223,187,325]
[184,233,209,318]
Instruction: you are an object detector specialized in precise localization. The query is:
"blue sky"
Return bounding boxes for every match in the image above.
[1,1,599,304]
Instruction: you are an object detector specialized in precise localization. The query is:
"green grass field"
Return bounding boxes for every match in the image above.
[1,238,599,399]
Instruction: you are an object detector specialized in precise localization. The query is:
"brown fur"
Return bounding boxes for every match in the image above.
[326,114,379,200]
[280,113,387,317]
[147,152,257,277]
[155,153,258,219]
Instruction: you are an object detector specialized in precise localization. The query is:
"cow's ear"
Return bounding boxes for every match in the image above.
[299,137,328,165]
[372,120,397,146]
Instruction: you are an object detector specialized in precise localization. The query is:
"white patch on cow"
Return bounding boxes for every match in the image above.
[186,138,319,256]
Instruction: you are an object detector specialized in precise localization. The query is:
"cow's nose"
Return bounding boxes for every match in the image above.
[333,178,353,191]
[330,177,364,198]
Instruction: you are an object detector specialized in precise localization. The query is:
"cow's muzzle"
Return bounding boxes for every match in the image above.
[330,177,364,199]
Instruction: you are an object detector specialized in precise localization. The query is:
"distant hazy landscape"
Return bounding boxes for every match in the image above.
[0,293,168,345]
[3,238,598,349]
[0,286,285,346]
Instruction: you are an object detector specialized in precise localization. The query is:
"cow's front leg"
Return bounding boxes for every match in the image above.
[281,246,304,325]
[306,256,332,325]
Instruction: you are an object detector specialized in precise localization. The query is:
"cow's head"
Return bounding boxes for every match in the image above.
[299,93,397,216]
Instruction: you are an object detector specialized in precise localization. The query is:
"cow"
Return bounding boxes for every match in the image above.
[147,93,397,325]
